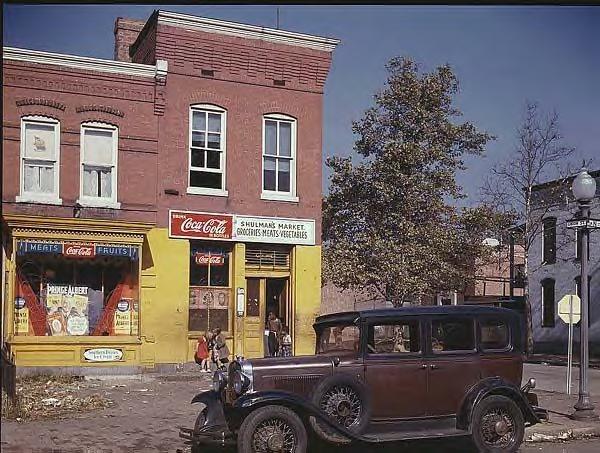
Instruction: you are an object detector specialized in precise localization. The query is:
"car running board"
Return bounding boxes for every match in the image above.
[361,428,469,443]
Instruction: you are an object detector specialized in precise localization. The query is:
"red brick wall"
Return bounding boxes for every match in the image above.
[114,18,145,62]
[151,25,332,241]
[2,60,159,224]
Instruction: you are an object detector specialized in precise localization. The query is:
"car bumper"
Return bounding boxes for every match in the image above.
[178,390,236,448]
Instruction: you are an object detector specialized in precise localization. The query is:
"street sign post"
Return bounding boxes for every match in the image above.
[558,294,581,395]
[566,218,600,230]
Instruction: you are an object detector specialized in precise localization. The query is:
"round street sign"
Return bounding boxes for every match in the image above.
[558,294,581,324]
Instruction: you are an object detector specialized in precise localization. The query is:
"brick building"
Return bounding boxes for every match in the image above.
[2,9,338,373]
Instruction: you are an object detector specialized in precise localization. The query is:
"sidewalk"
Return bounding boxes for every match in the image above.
[524,363,600,442]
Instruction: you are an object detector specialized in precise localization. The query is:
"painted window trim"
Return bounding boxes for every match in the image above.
[188,104,228,196]
[261,113,297,201]
[17,115,62,205]
[77,122,120,209]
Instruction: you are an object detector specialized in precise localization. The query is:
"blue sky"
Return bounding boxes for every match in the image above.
[4,5,599,203]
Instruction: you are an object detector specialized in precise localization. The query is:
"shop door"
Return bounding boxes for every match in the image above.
[243,278,264,358]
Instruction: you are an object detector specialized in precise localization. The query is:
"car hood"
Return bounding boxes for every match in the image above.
[245,354,336,372]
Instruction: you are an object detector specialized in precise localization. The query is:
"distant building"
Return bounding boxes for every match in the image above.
[528,171,600,356]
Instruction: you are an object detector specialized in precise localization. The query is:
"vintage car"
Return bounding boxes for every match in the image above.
[180,306,547,453]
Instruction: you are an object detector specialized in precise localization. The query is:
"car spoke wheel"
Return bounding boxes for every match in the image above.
[238,405,307,453]
[472,395,524,453]
[320,385,362,430]
[252,417,297,452]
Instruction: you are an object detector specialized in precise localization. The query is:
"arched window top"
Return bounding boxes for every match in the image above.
[543,217,557,225]
[190,103,226,113]
[21,114,59,124]
[541,277,555,286]
[81,121,118,130]
[264,112,296,122]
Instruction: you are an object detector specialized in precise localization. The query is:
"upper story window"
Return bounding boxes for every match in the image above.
[262,114,297,202]
[188,104,227,196]
[542,217,556,264]
[541,278,556,328]
[17,116,61,205]
[79,122,119,208]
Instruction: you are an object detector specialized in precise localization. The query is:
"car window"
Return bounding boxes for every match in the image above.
[368,321,420,354]
[317,324,361,354]
[431,318,475,353]
[480,319,510,351]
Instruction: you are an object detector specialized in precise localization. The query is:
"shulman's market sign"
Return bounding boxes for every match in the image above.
[169,210,315,245]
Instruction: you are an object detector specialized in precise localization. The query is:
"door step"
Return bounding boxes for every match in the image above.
[362,428,469,442]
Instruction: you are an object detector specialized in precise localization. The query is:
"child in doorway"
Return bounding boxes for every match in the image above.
[279,326,292,357]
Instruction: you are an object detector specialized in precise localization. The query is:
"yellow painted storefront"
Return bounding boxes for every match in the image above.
[2,215,321,371]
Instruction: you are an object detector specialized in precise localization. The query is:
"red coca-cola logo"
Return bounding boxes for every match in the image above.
[64,244,95,258]
[194,253,225,266]
[170,211,233,240]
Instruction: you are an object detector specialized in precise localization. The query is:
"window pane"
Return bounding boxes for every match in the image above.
[100,169,112,198]
[278,159,290,192]
[480,319,509,350]
[83,168,98,197]
[279,122,292,157]
[40,167,54,193]
[368,321,420,354]
[191,149,205,168]
[542,279,555,327]
[317,324,361,354]
[84,129,113,165]
[543,218,556,264]
[263,157,276,191]
[192,111,206,131]
[208,113,221,133]
[24,123,56,160]
[192,131,205,148]
[209,255,229,287]
[24,164,38,192]
[190,170,222,189]
[206,151,221,169]
[431,319,474,352]
[265,121,277,156]
[207,133,220,150]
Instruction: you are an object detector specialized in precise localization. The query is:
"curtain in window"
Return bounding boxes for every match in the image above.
[83,168,99,197]
[84,129,113,165]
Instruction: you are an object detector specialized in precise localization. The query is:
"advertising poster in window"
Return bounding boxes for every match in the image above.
[14,296,32,335]
[114,298,133,336]
[46,285,89,336]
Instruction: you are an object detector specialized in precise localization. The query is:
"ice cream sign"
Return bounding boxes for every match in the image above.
[83,348,124,362]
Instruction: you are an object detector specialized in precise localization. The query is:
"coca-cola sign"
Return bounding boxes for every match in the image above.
[194,253,225,266]
[64,243,95,258]
[169,210,233,240]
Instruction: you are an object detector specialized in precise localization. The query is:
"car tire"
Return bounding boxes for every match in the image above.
[237,405,307,453]
[309,374,371,445]
[471,395,525,453]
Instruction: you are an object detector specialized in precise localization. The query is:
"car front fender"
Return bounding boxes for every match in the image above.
[233,390,366,441]
[191,390,228,431]
[457,377,541,431]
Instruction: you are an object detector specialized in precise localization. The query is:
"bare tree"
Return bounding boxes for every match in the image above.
[481,101,576,354]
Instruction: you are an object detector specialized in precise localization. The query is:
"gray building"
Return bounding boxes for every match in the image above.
[529,170,600,356]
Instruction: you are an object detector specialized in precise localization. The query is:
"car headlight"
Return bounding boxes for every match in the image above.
[232,370,250,395]
[212,370,227,392]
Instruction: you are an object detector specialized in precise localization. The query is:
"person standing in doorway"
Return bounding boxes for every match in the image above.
[279,326,292,357]
[267,311,282,357]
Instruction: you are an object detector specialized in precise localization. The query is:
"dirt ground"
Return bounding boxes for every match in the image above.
[1,372,213,453]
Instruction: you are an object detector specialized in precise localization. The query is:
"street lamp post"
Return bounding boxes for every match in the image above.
[571,168,598,421]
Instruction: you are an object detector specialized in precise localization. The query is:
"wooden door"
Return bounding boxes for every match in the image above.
[243,277,264,358]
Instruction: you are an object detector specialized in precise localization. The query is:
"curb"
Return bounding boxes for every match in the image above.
[526,425,600,442]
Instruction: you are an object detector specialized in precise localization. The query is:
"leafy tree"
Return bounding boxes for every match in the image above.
[323,57,510,306]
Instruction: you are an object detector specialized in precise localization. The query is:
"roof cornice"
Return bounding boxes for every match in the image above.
[157,10,340,52]
[3,46,160,78]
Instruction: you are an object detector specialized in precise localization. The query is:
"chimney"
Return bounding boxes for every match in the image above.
[114,17,146,62]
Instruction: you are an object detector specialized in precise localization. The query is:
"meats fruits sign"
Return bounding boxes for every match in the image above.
[169,211,233,240]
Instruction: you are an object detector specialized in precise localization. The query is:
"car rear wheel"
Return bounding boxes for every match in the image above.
[471,395,525,453]
[309,374,370,445]
[238,405,307,453]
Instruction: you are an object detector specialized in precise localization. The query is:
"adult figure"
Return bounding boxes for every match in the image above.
[213,327,230,369]
[266,311,282,357]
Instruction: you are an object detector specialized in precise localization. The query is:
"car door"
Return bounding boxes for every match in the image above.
[425,316,481,417]
[364,317,428,419]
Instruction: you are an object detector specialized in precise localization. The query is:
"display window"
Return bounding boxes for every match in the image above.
[13,240,140,337]
[189,242,231,333]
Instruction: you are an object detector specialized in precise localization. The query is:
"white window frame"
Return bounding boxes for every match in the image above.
[77,122,120,209]
[16,115,62,205]
[261,114,298,203]
[187,104,228,197]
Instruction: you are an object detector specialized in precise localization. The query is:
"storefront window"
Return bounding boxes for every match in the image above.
[189,243,231,332]
[14,241,140,337]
